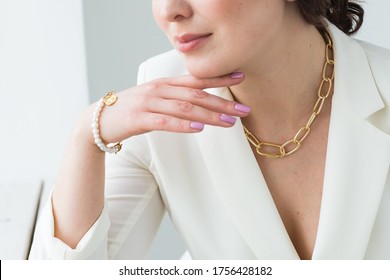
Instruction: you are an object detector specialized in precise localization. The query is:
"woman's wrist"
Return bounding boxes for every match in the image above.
[91,92,123,154]
[71,104,106,155]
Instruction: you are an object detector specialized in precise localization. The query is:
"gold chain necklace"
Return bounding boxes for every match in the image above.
[242,33,334,159]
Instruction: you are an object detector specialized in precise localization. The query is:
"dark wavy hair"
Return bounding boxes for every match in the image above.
[296,0,364,35]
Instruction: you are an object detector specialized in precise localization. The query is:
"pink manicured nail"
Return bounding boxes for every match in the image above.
[234,103,251,113]
[230,72,244,79]
[220,114,237,124]
[190,122,205,130]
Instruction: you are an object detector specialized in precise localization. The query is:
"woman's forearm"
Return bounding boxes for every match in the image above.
[52,105,106,249]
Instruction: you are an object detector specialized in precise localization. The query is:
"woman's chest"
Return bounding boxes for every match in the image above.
[254,124,329,259]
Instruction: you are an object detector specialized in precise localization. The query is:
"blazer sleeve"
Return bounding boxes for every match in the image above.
[29,61,166,260]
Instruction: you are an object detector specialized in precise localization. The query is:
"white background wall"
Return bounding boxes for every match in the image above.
[0,0,88,185]
[82,0,171,102]
[1,0,389,260]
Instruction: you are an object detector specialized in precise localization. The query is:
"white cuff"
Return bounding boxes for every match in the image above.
[29,191,111,260]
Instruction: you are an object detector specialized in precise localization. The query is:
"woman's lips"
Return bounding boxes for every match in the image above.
[175,33,212,53]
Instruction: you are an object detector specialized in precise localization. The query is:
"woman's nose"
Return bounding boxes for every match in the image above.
[158,0,193,22]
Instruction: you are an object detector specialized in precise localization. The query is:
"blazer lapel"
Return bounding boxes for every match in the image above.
[312,25,390,259]
[196,87,299,259]
[313,100,390,259]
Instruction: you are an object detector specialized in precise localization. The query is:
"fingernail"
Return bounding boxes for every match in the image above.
[190,122,205,130]
[229,72,244,79]
[234,103,251,113]
[220,114,237,124]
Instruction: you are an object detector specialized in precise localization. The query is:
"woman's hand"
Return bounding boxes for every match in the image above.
[92,72,250,146]
[52,72,250,248]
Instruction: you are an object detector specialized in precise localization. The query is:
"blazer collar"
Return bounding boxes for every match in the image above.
[328,23,385,117]
[196,23,389,259]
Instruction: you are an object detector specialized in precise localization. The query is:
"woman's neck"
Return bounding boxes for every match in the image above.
[230,22,327,134]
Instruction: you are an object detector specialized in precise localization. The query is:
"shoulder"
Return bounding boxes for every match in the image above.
[137,49,187,84]
[329,22,390,133]
[358,41,390,134]
[329,22,390,92]
[358,40,390,64]
[358,40,390,92]
[358,40,390,81]
[358,40,390,105]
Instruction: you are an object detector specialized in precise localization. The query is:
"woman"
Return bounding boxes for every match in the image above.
[30,0,390,260]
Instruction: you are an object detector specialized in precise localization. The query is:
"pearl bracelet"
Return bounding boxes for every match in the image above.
[92,92,122,154]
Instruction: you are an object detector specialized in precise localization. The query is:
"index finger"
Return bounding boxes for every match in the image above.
[164,72,245,90]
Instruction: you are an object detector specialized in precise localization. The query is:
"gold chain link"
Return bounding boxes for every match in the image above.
[243,33,334,159]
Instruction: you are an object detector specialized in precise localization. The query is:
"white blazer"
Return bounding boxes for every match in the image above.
[29,23,390,260]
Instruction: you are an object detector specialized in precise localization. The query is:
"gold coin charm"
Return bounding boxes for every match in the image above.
[103,91,118,106]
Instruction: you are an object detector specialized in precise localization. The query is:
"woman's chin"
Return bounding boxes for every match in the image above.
[185,64,233,80]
